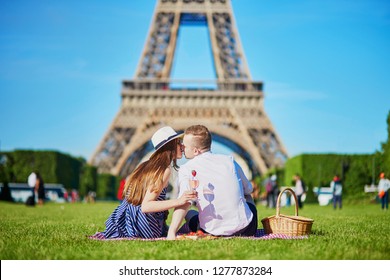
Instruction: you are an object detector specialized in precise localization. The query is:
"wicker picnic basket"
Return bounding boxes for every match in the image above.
[261,188,314,236]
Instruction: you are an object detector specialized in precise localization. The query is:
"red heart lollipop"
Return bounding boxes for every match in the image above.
[191,170,197,177]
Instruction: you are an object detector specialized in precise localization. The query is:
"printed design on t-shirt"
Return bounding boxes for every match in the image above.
[202,183,222,222]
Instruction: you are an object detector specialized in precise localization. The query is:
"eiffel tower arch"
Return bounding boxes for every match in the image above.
[90,0,288,178]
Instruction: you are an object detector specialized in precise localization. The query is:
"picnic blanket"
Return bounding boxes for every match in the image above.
[88,229,308,241]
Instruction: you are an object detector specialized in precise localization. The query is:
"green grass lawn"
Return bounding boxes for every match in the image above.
[0,201,389,260]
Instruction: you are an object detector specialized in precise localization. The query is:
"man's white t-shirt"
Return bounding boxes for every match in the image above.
[178,152,253,236]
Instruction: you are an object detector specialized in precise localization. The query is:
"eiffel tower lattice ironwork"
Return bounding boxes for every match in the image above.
[90,0,288,177]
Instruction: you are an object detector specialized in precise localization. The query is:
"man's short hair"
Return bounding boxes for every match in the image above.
[185,125,212,150]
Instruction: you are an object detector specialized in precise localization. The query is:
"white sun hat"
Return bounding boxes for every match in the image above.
[151,126,183,153]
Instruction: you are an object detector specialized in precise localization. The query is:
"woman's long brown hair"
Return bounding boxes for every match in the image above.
[123,138,180,205]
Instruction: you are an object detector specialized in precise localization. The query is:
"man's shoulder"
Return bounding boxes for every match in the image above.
[208,152,234,161]
[179,161,191,171]
[181,153,234,169]
[192,152,234,162]
[179,157,208,170]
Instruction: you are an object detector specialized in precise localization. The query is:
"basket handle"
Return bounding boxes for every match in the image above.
[276,187,299,217]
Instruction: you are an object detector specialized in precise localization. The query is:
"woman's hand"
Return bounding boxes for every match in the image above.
[178,190,197,206]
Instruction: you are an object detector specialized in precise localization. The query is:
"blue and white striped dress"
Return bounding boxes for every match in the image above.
[99,187,168,239]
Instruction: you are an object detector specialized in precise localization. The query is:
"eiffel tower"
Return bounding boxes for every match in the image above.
[90,0,288,177]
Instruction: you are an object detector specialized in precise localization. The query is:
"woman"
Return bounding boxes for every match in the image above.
[91,126,196,239]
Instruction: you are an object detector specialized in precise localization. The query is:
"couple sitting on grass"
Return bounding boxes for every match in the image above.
[91,124,257,240]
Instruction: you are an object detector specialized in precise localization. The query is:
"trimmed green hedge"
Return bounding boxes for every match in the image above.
[0,150,82,187]
[79,164,97,197]
[283,153,384,202]
[97,173,121,200]
[0,150,120,201]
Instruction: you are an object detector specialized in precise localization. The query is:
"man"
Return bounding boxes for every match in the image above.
[293,174,306,209]
[271,174,279,207]
[330,175,342,209]
[265,175,274,208]
[167,125,257,240]
[378,172,389,210]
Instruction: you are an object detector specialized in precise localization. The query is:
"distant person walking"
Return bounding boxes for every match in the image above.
[271,174,279,206]
[265,176,274,208]
[265,174,278,208]
[35,172,46,206]
[26,172,37,206]
[293,174,306,209]
[378,172,389,211]
[330,175,342,209]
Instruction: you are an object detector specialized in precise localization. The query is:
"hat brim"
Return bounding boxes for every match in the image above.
[150,132,183,157]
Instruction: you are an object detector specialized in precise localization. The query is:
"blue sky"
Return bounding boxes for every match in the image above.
[0,0,389,161]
